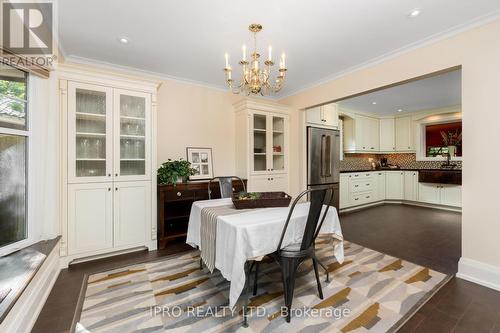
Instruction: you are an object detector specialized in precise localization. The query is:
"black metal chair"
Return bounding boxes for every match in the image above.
[251,186,334,323]
[208,176,246,199]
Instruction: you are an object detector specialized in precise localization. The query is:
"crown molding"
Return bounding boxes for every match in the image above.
[278,11,500,100]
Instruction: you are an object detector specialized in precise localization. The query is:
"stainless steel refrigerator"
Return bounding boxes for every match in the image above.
[307,126,340,209]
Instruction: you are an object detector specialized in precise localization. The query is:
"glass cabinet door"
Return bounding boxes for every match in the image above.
[114,89,151,180]
[252,113,268,172]
[271,115,285,172]
[68,82,113,183]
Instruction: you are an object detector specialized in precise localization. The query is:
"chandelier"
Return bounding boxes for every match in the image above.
[223,24,287,95]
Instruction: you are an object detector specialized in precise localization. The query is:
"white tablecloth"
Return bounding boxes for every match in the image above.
[186,198,344,308]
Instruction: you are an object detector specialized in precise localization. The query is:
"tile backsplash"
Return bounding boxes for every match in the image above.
[340,153,462,171]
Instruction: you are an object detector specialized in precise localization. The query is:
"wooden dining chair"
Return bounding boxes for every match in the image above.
[208,176,246,199]
[251,186,334,323]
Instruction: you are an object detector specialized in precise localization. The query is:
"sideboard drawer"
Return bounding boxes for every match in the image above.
[164,189,195,201]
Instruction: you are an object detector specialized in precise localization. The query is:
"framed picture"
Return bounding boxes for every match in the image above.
[186,147,214,180]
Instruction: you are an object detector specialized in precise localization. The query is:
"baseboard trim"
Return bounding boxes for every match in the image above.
[457,257,500,292]
[340,200,461,213]
[0,240,60,333]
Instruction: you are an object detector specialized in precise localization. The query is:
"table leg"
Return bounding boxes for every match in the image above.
[242,261,250,328]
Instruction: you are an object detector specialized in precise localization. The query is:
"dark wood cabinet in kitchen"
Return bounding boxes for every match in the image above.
[157,179,247,249]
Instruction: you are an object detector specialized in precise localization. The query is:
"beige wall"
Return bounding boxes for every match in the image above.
[279,19,500,272]
[156,80,240,175]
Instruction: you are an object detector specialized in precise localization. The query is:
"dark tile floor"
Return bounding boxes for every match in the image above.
[32,204,500,333]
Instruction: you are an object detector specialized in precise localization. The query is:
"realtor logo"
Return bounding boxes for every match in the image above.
[2,2,53,54]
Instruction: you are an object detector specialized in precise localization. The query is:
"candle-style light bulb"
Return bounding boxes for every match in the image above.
[225,53,229,68]
[242,45,246,61]
[228,67,232,80]
[281,53,286,68]
[268,46,272,61]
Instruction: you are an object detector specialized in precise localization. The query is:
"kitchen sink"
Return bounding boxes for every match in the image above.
[418,169,462,185]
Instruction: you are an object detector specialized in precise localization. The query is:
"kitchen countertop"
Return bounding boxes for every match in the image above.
[340,168,462,173]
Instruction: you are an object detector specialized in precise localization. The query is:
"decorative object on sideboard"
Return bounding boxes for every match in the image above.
[157,159,196,185]
[232,191,291,209]
[223,23,287,95]
[186,147,214,180]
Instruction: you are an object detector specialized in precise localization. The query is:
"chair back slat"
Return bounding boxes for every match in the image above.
[208,176,246,199]
[276,186,334,252]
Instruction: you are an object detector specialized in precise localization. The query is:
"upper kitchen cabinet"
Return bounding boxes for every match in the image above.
[395,115,415,151]
[234,100,290,192]
[379,118,396,152]
[343,114,379,152]
[306,103,339,128]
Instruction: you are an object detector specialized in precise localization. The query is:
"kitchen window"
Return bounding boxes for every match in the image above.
[425,121,462,157]
[0,62,29,252]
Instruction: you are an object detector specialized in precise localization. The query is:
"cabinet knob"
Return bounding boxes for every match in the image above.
[108,187,111,191]
[115,187,118,191]
[108,173,111,177]
[115,173,118,177]
[176,191,182,197]
[354,185,359,187]
[232,187,235,191]
[408,147,411,149]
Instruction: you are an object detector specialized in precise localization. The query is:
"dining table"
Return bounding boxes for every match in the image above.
[186,197,344,312]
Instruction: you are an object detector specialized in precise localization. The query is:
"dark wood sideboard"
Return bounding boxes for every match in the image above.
[157,179,247,249]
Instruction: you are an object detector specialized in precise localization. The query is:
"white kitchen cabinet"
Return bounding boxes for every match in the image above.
[385,171,404,200]
[441,185,462,207]
[68,183,113,255]
[249,174,288,192]
[344,114,379,152]
[114,181,151,247]
[306,103,339,128]
[395,116,414,151]
[235,100,289,192]
[419,184,462,207]
[375,172,386,201]
[340,174,350,209]
[404,171,419,201]
[379,118,395,152]
[113,89,152,182]
[61,73,157,261]
[67,82,113,184]
[418,183,442,204]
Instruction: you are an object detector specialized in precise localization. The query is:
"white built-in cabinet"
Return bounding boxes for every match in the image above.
[379,118,396,152]
[403,171,418,201]
[234,100,289,193]
[343,113,414,153]
[339,170,461,210]
[343,114,379,152]
[385,171,404,200]
[418,183,461,207]
[395,115,414,151]
[60,70,158,262]
[306,103,339,128]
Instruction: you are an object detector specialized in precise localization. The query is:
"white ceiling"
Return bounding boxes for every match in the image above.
[337,69,461,115]
[58,0,500,97]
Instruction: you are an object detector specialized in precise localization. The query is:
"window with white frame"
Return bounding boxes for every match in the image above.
[0,62,28,250]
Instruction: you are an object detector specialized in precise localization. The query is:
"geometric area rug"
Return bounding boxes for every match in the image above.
[73,238,451,333]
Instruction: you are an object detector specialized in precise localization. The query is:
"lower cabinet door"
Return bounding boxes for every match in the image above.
[385,171,404,200]
[404,171,418,201]
[114,181,151,247]
[249,174,288,192]
[340,175,350,208]
[418,183,441,204]
[376,172,386,201]
[68,183,113,255]
[441,185,462,207]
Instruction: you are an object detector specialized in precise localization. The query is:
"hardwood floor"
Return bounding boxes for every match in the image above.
[32,204,500,333]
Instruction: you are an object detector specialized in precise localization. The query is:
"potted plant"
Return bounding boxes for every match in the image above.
[157,159,196,185]
[440,129,462,157]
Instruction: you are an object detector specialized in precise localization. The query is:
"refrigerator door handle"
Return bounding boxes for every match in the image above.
[320,134,332,178]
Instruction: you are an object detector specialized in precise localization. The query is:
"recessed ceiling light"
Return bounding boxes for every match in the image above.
[118,37,130,44]
[408,9,421,18]
[397,109,403,112]
[372,102,377,105]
